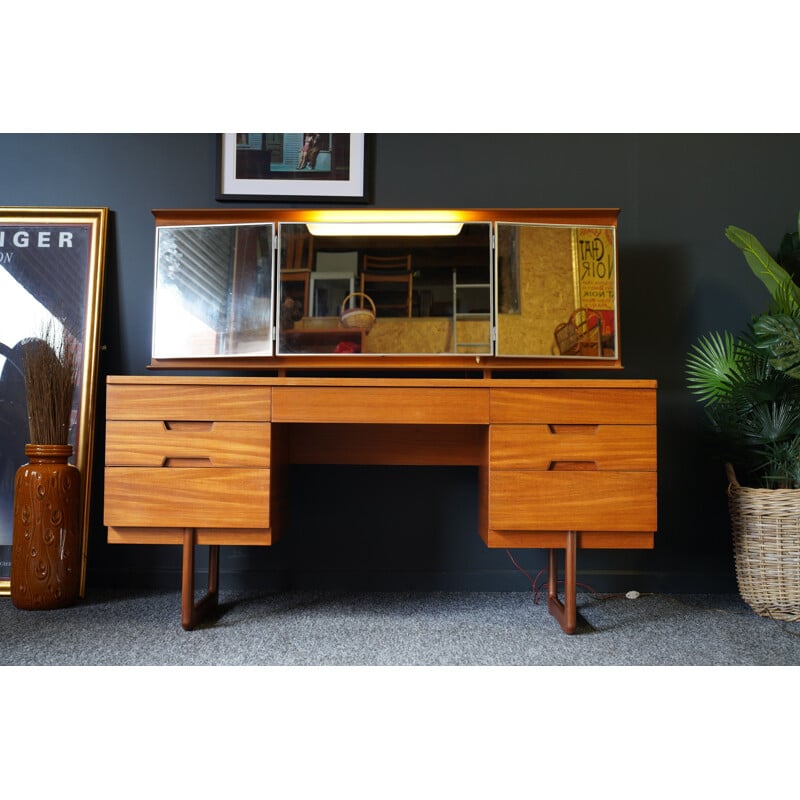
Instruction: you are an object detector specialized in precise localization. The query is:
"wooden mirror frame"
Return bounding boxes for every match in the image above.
[149,207,621,373]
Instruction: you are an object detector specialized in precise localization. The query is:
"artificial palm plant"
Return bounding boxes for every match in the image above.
[686,215,800,488]
[686,215,800,620]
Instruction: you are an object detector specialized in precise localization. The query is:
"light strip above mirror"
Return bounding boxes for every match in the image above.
[306,222,464,237]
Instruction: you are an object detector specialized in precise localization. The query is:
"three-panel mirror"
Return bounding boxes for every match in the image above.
[151,210,619,366]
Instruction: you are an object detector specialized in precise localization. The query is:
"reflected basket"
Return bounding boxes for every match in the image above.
[726,463,800,621]
[339,292,376,333]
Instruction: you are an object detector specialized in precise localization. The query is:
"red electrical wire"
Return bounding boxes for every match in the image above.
[505,549,599,605]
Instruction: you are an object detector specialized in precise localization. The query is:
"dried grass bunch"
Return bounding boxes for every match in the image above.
[23,321,78,445]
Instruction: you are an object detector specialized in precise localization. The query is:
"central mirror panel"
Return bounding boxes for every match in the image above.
[495,222,618,359]
[152,223,274,359]
[276,221,493,356]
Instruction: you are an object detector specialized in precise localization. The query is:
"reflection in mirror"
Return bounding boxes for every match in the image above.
[152,223,273,358]
[276,222,493,356]
[496,223,617,359]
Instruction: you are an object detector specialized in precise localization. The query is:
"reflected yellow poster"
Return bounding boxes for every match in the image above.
[573,227,615,336]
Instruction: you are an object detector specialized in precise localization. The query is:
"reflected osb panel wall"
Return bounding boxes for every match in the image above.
[367,318,451,353]
[295,317,490,354]
[499,226,574,356]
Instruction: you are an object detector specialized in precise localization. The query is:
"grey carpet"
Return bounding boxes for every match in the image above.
[3,589,800,665]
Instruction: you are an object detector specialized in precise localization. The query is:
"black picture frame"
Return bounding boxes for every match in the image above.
[217,133,372,203]
[0,207,108,596]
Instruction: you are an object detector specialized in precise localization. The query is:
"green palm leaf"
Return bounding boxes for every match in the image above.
[770,277,800,314]
[725,225,800,306]
[686,330,745,405]
[752,313,800,378]
[741,400,800,446]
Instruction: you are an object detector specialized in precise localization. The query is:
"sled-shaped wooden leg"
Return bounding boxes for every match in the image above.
[181,528,220,631]
[547,531,578,634]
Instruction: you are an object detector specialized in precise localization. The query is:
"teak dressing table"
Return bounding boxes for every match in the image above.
[103,208,658,633]
[105,375,657,633]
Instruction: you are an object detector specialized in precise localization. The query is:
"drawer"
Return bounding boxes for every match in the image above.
[272,386,489,424]
[490,424,656,471]
[106,384,271,421]
[490,388,656,425]
[489,470,657,531]
[106,421,270,466]
[104,467,270,529]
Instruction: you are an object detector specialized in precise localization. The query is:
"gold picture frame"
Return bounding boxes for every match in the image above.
[1,207,108,597]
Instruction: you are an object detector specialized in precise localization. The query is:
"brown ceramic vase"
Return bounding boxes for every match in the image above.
[11,444,81,610]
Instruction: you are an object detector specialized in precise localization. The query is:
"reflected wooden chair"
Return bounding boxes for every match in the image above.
[360,255,413,317]
[554,308,602,356]
[284,228,314,271]
[280,270,310,316]
[280,229,315,315]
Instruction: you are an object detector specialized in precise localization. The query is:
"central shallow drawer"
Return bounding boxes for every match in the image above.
[271,386,489,424]
[106,421,270,467]
[104,467,270,529]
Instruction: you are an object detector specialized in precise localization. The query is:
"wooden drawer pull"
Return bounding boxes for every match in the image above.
[164,421,214,431]
[548,460,598,471]
[547,424,599,435]
[163,457,214,467]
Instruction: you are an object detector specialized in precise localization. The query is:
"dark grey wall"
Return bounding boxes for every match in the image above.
[2,133,798,595]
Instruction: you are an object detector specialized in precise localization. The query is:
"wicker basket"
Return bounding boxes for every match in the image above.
[726,463,800,621]
[340,292,376,332]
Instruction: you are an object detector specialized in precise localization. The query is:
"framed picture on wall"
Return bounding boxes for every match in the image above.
[217,133,372,202]
[0,207,108,597]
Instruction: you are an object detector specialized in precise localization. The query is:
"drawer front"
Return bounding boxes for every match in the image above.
[490,424,656,471]
[489,470,657,531]
[272,386,489,424]
[106,384,271,421]
[490,388,656,425]
[104,467,270,528]
[106,421,270,467]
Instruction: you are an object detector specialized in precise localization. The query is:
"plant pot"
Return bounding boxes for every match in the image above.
[726,463,800,621]
[11,444,81,610]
